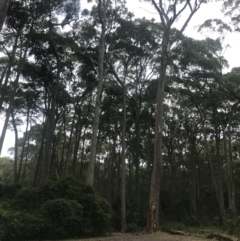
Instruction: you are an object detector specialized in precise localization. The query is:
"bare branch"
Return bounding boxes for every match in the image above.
[150,0,166,28]
[171,0,203,45]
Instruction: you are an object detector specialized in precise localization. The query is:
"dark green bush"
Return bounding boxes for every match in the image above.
[0,183,22,200]
[0,209,44,241]
[40,198,83,239]
[0,176,112,240]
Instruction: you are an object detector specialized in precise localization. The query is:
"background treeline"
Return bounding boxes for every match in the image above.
[1,0,240,239]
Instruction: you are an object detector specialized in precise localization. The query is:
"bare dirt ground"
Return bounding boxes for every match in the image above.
[71,232,211,241]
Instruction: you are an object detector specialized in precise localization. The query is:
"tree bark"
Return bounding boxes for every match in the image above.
[43,32,61,180]
[146,0,204,231]
[121,76,127,232]
[0,0,11,32]
[18,108,30,182]
[86,0,110,186]
[11,109,18,185]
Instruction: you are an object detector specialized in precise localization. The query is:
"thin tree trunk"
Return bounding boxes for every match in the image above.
[121,78,127,232]
[213,109,225,224]
[0,26,30,154]
[21,123,31,184]
[11,110,18,184]
[65,112,76,174]
[86,0,110,186]
[33,124,46,187]
[18,108,30,182]
[0,0,11,32]
[227,117,236,216]
[43,34,61,180]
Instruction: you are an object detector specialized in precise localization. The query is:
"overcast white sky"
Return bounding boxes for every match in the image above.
[1,0,239,157]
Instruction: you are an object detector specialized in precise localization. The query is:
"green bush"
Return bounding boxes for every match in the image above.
[0,210,44,241]
[0,176,112,240]
[40,198,83,239]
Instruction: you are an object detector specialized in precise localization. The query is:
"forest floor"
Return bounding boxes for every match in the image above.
[57,231,218,241]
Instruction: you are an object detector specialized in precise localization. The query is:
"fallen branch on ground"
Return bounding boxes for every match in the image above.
[206,232,239,241]
[166,230,189,235]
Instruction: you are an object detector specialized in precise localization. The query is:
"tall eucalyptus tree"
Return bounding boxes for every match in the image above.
[145,0,206,232]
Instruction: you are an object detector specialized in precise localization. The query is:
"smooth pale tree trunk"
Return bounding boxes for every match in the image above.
[43,36,61,180]
[11,110,18,184]
[135,102,140,214]
[0,0,11,32]
[147,41,166,232]
[189,140,197,216]
[146,0,204,231]
[224,116,236,216]
[87,0,110,186]
[121,78,127,232]
[213,108,225,224]
[228,121,236,215]
[65,112,76,174]
[33,124,46,187]
[22,123,30,184]
[18,109,30,182]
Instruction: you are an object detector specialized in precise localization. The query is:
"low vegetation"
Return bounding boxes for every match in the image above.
[0,176,112,241]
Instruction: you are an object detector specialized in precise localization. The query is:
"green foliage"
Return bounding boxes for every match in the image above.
[0,157,14,185]
[0,176,112,240]
[224,216,240,237]
[0,183,22,200]
[41,198,83,239]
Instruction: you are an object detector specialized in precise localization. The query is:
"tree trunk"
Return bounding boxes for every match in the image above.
[213,109,225,224]
[0,0,11,32]
[43,34,61,180]
[189,139,197,216]
[146,33,168,232]
[0,26,30,154]
[121,78,127,232]
[11,110,18,185]
[86,0,110,186]
[18,109,30,182]
[227,117,236,216]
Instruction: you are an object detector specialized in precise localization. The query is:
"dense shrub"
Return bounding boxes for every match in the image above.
[0,210,44,241]
[0,183,21,200]
[0,176,112,240]
[41,198,83,239]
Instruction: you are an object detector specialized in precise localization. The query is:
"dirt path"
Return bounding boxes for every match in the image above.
[73,232,209,241]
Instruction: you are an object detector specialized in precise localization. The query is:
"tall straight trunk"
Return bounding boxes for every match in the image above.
[213,109,225,224]
[11,110,18,184]
[43,35,61,180]
[79,128,87,179]
[108,136,116,202]
[21,124,30,184]
[227,117,236,215]
[33,124,46,187]
[135,106,140,214]
[146,0,204,232]
[65,112,76,173]
[0,0,11,32]
[189,139,197,215]
[121,79,127,232]
[86,0,110,186]
[18,109,30,182]
[72,117,83,175]
[147,34,168,232]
